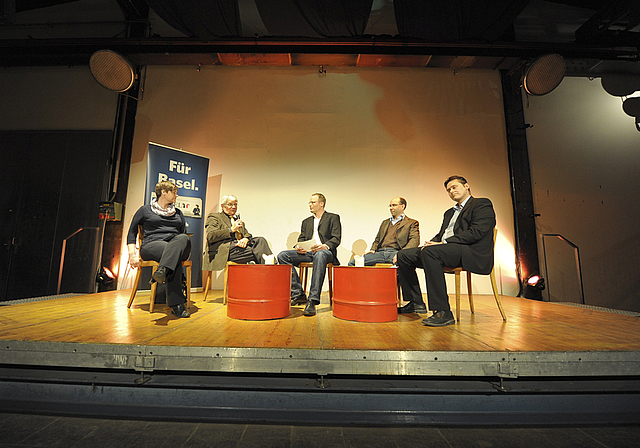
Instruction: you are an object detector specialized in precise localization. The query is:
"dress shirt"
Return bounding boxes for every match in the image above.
[390,214,405,226]
[443,196,471,243]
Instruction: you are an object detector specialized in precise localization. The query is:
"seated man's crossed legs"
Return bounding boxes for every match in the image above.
[228,236,272,264]
[396,244,461,326]
[347,248,397,266]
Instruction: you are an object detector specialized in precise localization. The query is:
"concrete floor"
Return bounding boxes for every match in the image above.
[2,412,640,447]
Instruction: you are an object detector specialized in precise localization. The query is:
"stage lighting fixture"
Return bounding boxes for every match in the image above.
[601,73,640,97]
[96,266,116,286]
[89,50,135,92]
[523,274,545,300]
[527,275,543,287]
[621,96,640,132]
[622,97,640,117]
[522,54,566,96]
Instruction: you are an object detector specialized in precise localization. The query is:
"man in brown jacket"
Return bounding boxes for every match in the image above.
[349,197,420,266]
[203,195,272,272]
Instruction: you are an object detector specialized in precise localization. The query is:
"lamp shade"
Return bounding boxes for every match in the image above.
[89,50,135,92]
[601,73,640,97]
[622,97,640,117]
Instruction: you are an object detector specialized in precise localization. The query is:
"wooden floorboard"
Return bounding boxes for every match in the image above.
[1,289,640,353]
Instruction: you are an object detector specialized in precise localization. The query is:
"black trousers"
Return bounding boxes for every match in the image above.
[397,244,463,312]
[140,234,191,307]
[228,236,272,264]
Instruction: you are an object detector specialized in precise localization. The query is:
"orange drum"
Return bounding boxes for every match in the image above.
[332,266,398,322]
[226,264,292,320]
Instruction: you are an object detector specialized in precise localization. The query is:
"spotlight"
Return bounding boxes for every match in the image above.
[523,274,545,300]
[527,275,542,287]
[96,266,116,286]
[89,50,136,92]
[622,97,640,117]
[522,54,566,96]
[601,73,640,97]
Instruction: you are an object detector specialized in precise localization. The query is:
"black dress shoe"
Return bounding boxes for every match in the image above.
[302,300,316,316]
[422,310,455,327]
[397,302,427,314]
[151,266,168,284]
[170,303,190,318]
[291,294,307,306]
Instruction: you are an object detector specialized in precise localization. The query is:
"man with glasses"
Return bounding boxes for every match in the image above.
[204,195,272,272]
[348,197,419,266]
[277,193,341,316]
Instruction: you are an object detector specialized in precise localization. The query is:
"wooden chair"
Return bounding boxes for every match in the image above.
[299,262,334,305]
[127,226,192,313]
[203,261,237,305]
[444,228,506,322]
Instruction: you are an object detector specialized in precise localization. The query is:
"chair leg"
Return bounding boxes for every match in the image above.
[127,267,143,308]
[149,265,158,313]
[300,265,308,297]
[490,269,507,321]
[455,271,461,322]
[467,271,475,314]
[203,270,211,301]
[328,264,333,306]
[185,264,192,309]
[223,264,229,305]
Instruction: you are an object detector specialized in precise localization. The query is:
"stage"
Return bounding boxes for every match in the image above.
[1,289,640,425]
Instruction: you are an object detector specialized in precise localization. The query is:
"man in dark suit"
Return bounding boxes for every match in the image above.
[204,195,272,272]
[348,196,419,266]
[396,176,496,326]
[277,193,341,316]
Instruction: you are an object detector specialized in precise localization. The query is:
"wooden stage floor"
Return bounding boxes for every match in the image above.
[1,289,640,378]
[3,289,640,351]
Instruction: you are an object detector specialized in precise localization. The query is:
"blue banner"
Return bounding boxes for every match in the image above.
[146,142,209,287]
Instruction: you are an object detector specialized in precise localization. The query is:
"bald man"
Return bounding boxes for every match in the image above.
[349,197,420,266]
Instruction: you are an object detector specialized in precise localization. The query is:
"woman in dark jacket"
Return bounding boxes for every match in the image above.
[127,180,191,318]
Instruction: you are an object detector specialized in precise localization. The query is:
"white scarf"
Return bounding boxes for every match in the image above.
[151,198,176,217]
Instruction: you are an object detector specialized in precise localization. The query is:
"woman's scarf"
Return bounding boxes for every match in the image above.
[151,198,176,217]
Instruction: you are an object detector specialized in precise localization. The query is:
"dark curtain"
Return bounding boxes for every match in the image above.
[255,0,373,37]
[145,0,241,38]
[394,0,530,41]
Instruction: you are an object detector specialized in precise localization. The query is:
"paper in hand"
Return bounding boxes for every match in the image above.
[295,239,316,252]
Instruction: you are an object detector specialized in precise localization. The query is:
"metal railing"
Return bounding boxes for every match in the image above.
[57,227,99,295]
[541,233,585,304]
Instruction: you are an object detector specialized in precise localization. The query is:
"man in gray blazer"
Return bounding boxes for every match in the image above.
[204,195,272,272]
[396,176,496,327]
[277,193,341,316]
[348,196,419,266]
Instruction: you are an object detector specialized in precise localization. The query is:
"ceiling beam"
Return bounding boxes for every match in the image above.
[0,36,637,68]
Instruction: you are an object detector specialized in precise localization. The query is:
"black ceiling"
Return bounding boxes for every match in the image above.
[1,0,638,75]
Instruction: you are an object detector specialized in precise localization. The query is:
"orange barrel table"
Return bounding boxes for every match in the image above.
[332,266,398,322]
[226,264,292,320]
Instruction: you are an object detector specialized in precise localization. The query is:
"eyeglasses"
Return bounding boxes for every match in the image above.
[389,203,401,207]
[223,203,238,207]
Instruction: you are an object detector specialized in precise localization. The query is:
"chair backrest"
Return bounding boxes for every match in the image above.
[136,225,156,265]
